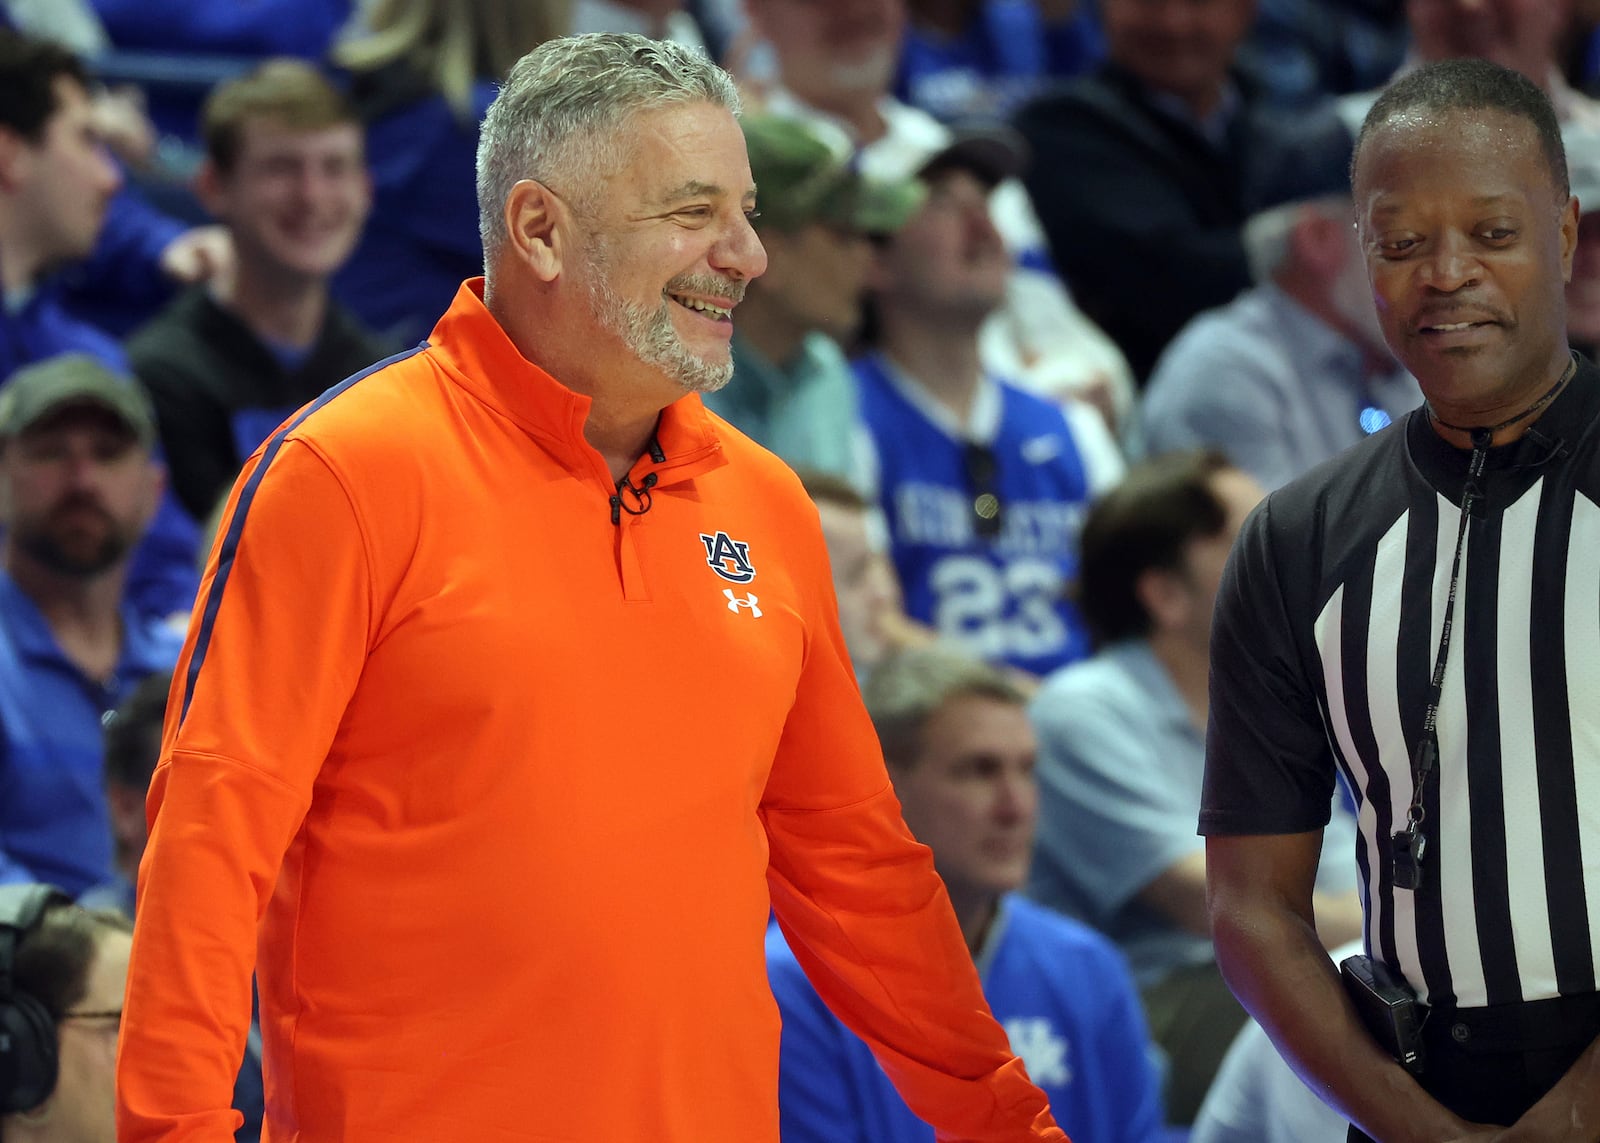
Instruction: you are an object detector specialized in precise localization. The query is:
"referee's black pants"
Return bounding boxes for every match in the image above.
[1347,990,1600,1141]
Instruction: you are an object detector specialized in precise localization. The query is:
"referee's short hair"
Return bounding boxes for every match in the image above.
[1352,57,1568,199]
[1076,449,1233,647]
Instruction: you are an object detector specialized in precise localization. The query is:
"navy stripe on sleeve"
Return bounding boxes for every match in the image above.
[179,344,427,724]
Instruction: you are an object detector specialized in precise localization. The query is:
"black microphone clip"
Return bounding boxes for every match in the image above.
[1521,428,1570,467]
[615,471,658,519]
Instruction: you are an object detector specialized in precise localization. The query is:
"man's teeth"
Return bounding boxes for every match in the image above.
[675,296,731,318]
[1427,322,1479,332]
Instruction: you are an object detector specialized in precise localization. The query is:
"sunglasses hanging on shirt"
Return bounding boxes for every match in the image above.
[962,441,1004,542]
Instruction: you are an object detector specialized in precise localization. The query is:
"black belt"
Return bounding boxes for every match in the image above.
[1424,990,1600,1054]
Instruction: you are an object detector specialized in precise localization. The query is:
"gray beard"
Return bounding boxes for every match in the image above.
[583,239,737,395]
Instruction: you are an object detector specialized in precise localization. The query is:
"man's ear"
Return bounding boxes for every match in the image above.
[503,179,570,283]
[193,158,227,221]
[1560,193,1581,284]
[0,125,30,192]
[1133,565,1189,633]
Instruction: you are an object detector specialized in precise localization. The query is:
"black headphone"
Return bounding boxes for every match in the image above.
[0,883,71,1114]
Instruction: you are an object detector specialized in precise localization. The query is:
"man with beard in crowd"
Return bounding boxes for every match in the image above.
[0,353,178,897]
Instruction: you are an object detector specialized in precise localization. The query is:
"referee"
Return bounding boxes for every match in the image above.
[1202,58,1600,1142]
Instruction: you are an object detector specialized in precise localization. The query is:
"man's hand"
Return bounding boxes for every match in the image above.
[160,225,234,286]
[1208,832,1477,1143]
[1490,1035,1600,1142]
[92,87,156,168]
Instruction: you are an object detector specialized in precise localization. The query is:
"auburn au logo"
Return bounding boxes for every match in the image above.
[700,531,756,583]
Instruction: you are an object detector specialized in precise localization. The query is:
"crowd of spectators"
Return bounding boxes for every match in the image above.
[5,0,1600,1137]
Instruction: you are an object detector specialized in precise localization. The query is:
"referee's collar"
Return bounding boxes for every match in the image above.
[1407,352,1600,492]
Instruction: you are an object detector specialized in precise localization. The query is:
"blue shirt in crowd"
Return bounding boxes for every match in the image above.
[896,0,1104,123]
[90,0,351,57]
[1028,638,1217,987]
[61,184,189,339]
[1028,638,1361,986]
[1139,284,1419,492]
[0,570,183,896]
[767,894,1168,1143]
[854,352,1093,677]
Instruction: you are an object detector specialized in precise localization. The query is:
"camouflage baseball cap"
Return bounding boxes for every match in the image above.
[0,353,157,447]
[742,114,926,235]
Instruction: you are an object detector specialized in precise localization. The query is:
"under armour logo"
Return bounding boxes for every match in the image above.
[723,589,762,617]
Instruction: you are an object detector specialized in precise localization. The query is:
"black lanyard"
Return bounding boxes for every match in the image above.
[1391,430,1490,891]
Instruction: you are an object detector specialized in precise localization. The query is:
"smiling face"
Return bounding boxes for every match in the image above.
[202,117,370,283]
[1354,107,1577,423]
[890,694,1038,906]
[569,101,767,397]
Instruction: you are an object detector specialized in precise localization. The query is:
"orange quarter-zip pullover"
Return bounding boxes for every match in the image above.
[116,280,1067,1143]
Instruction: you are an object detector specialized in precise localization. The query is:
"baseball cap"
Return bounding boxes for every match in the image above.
[0,353,157,447]
[868,121,1031,189]
[742,114,926,235]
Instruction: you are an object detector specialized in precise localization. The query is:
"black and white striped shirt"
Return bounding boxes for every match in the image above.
[1201,357,1600,1010]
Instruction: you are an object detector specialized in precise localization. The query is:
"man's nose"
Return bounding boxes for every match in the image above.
[1419,233,1481,293]
[712,212,768,282]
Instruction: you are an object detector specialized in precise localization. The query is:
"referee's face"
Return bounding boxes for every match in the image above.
[1354,107,1578,428]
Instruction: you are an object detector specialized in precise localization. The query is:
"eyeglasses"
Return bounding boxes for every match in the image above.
[60,1008,122,1031]
[962,442,1004,541]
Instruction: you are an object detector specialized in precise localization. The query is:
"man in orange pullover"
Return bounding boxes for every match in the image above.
[114,32,1068,1143]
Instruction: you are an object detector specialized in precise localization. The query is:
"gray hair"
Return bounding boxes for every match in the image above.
[1242,194,1350,285]
[475,32,742,269]
[862,647,1027,772]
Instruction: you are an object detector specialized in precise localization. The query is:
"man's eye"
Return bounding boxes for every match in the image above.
[1482,228,1516,242]
[1379,238,1419,256]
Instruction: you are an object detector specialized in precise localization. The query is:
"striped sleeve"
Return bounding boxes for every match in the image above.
[1201,495,1340,837]
[117,438,374,1143]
